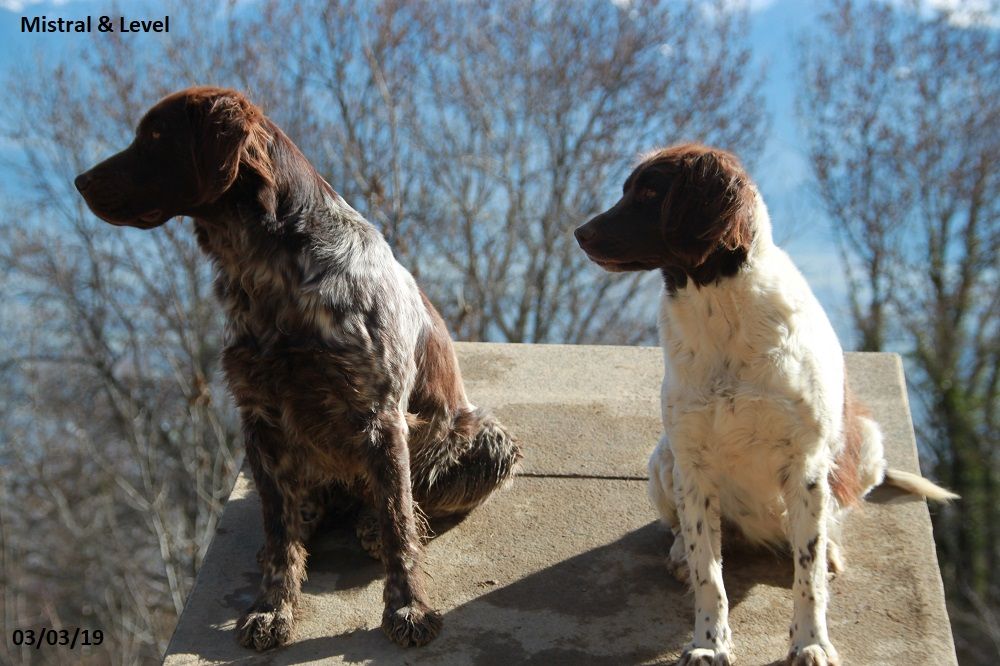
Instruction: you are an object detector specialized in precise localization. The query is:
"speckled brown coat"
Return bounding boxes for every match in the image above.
[75,86,521,651]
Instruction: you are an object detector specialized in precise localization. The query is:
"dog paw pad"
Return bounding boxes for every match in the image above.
[381,603,443,647]
[678,646,734,666]
[785,643,839,666]
[667,557,691,584]
[236,606,294,651]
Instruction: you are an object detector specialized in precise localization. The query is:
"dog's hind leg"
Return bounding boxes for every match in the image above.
[409,407,521,517]
[256,482,360,568]
[834,385,888,507]
[356,409,519,561]
[406,293,521,519]
[825,513,845,577]
[355,491,429,562]
[855,415,887,494]
[357,408,519,562]
[648,436,688,583]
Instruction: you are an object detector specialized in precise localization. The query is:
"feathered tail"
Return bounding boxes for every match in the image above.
[883,468,959,502]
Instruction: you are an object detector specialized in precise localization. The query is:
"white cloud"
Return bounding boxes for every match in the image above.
[0,0,75,11]
[718,0,779,12]
[929,0,1000,27]
[886,0,1000,28]
[614,0,778,13]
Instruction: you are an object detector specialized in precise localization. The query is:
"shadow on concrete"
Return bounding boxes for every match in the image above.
[189,519,795,665]
[215,496,476,612]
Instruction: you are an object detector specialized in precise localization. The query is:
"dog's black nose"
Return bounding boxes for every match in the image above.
[74,172,92,193]
[574,224,595,245]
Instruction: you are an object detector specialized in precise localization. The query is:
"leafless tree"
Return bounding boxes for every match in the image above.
[408,0,767,342]
[799,1,1000,662]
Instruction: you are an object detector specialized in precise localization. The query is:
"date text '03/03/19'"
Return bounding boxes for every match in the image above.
[11,627,104,650]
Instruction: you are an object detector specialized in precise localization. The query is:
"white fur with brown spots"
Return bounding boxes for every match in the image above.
[575,143,956,666]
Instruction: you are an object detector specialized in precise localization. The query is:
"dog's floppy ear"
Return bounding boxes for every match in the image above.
[193,91,275,218]
[660,149,754,267]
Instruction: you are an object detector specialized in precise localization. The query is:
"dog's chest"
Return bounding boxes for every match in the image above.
[215,259,412,406]
[659,285,776,403]
[658,285,821,539]
[196,223,307,334]
[198,218,423,476]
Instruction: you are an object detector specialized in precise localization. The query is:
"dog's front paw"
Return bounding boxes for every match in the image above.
[678,646,734,666]
[381,602,443,647]
[785,643,839,666]
[236,604,294,651]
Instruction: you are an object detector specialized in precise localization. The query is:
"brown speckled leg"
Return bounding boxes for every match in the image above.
[236,419,308,651]
[369,411,442,647]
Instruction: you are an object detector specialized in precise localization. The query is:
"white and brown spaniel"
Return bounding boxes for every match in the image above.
[575,143,956,666]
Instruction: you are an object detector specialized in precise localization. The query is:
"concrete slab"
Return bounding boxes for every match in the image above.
[163,344,956,665]
[458,342,663,478]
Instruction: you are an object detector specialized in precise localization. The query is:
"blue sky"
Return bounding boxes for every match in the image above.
[741,0,853,335]
[0,0,859,342]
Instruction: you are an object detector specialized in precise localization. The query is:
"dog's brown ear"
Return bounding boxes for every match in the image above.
[660,149,754,266]
[194,91,275,218]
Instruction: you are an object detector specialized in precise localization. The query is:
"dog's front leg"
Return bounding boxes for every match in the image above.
[237,419,307,651]
[674,462,733,666]
[369,411,442,647]
[783,463,840,666]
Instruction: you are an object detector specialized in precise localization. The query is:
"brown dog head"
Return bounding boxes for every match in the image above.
[74,86,274,229]
[574,143,756,290]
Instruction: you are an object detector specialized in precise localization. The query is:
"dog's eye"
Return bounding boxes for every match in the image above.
[637,187,658,201]
[151,130,162,140]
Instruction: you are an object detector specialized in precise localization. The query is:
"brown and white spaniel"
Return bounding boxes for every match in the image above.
[76,87,522,651]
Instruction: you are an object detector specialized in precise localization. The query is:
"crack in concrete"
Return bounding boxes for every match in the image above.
[518,472,648,481]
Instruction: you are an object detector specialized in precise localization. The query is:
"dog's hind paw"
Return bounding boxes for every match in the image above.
[381,602,443,647]
[667,556,690,584]
[678,646,734,666]
[356,510,383,561]
[357,509,430,561]
[666,529,691,584]
[827,542,845,577]
[236,604,294,651]
[785,643,840,666]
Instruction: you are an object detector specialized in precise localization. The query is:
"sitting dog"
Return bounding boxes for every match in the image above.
[574,143,955,666]
[75,87,521,650]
